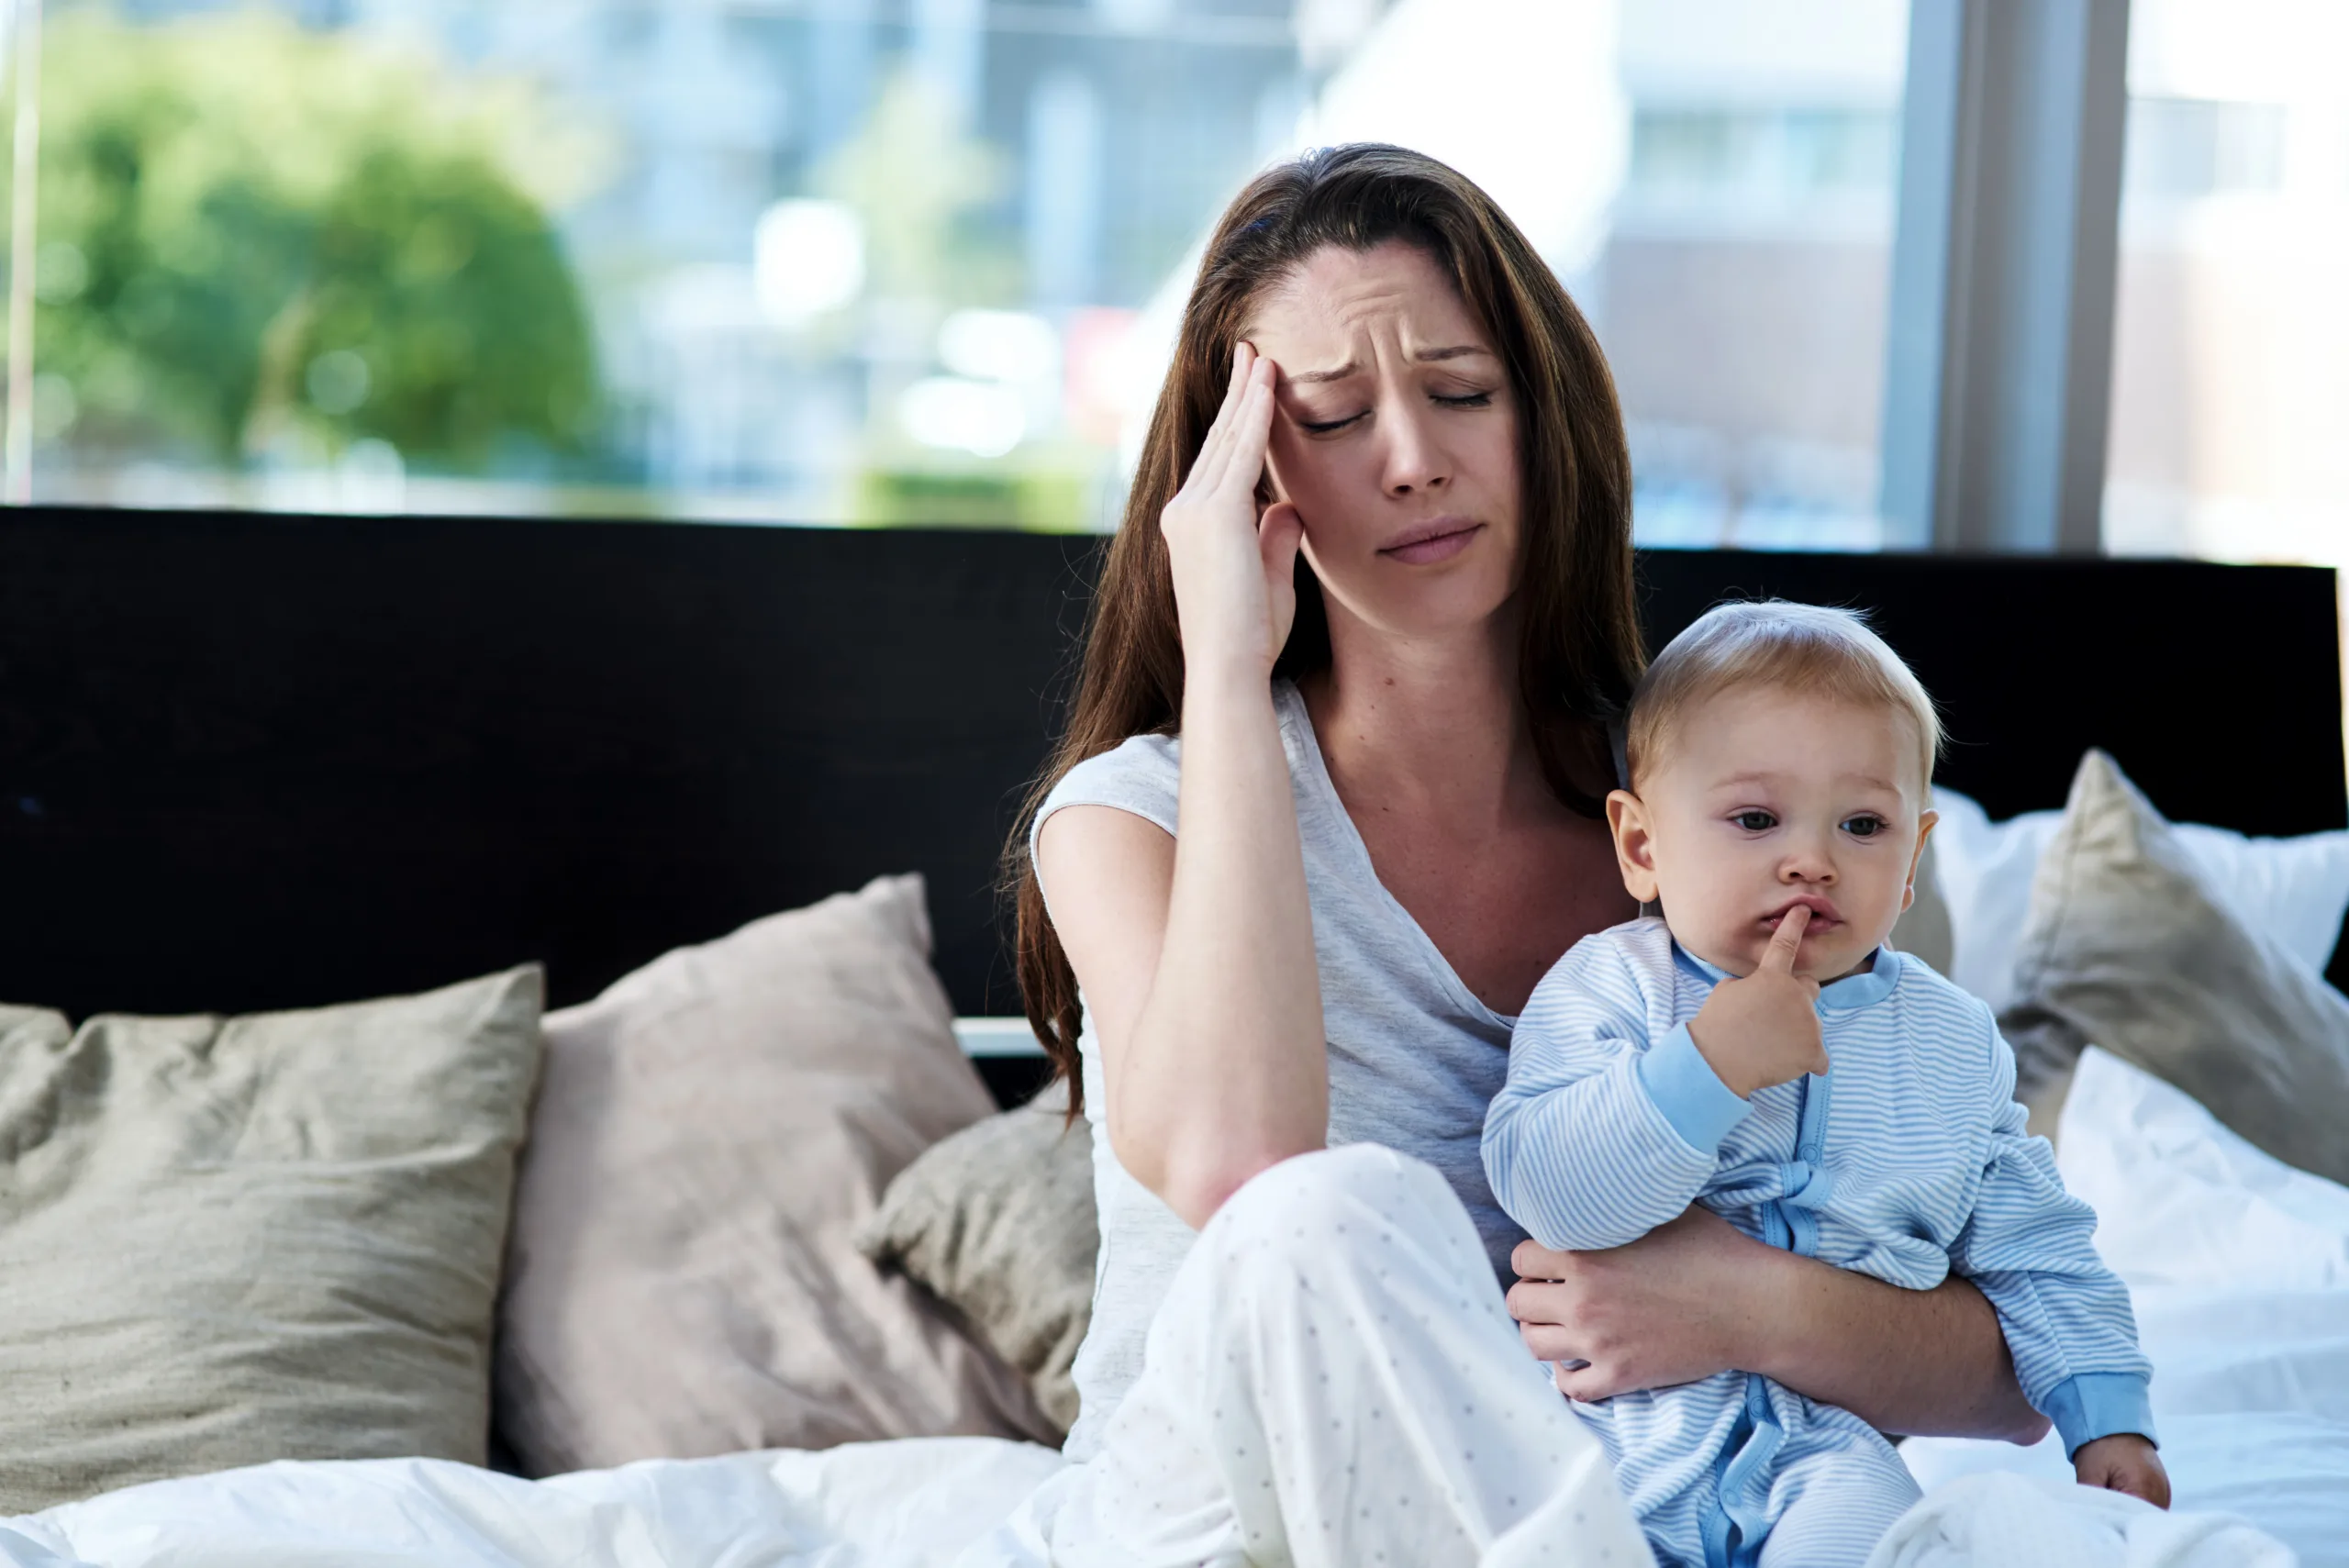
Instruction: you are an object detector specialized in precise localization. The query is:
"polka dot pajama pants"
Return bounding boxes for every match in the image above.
[958,1144,1655,1568]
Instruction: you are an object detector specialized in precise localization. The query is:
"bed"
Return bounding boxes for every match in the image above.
[0,505,2344,1565]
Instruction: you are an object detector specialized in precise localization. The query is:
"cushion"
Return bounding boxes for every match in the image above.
[0,966,544,1514]
[1932,784,2349,1015]
[2333,903,2349,997]
[1998,750,2349,1179]
[1888,832,1954,978]
[1922,789,2064,1011]
[859,1077,1097,1436]
[493,873,1051,1476]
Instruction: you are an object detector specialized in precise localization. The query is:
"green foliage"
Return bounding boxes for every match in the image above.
[20,8,602,469]
[852,461,1091,532]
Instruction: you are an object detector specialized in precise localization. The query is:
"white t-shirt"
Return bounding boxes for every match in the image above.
[1032,679,1531,1461]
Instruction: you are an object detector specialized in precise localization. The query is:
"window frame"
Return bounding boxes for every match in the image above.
[1878,0,2134,553]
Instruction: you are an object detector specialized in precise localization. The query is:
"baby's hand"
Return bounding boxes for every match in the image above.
[2073,1434,2169,1508]
[1687,906,1830,1098]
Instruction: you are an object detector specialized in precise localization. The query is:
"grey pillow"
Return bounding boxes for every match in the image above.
[0,966,544,1514]
[493,874,1052,1477]
[859,1077,1098,1437]
[1890,832,1955,978]
[2000,749,2349,1180]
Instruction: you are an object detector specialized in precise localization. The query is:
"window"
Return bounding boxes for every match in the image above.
[6,0,1905,551]
[2104,0,2349,578]
[1605,1,1909,550]
[1628,107,1898,202]
[11,0,1303,527]
[2122,97,2288,203]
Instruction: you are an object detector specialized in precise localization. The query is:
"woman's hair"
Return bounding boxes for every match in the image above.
[1625,600,1944,792]
[1007,142,1643,1109]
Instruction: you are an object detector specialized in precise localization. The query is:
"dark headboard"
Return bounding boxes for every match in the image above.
[1,506,2340,1022]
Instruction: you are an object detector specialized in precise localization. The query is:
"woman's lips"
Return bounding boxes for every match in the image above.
[1378,521,1483,565]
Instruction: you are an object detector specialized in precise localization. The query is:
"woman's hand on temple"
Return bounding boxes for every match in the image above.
[1158,342,1304,683]
[1506,1206,1762,1401]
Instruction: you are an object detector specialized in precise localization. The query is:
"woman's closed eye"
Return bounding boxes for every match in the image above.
[1295,387,1496,434]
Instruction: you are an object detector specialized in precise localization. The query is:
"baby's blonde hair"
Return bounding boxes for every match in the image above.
[1625,600,1943,791]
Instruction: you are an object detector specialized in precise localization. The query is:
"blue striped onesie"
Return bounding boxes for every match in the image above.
[1483,917,2154,1568]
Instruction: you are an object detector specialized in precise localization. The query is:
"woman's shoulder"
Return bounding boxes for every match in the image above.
[1036,728,1184,840]
[1033,680,1316,844]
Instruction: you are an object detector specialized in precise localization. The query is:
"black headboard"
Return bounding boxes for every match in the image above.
[1,506,2339,1021]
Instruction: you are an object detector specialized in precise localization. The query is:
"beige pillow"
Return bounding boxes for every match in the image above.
[0,966,544,1514]
[494,873,1052,1476]
[2000,749,2349,1179]
[859,1078,1097,1437]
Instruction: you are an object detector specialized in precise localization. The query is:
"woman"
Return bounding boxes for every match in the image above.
[979,145,2045,1566]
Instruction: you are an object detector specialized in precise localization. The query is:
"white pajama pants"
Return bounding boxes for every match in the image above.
[957,1144,1655,1568]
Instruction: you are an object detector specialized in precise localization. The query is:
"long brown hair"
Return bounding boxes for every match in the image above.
[1008,143,1642,1111]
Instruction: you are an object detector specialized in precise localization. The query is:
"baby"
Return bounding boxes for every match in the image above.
[1482,602,2165,1568]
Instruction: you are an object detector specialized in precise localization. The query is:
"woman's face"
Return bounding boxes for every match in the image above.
[1245,239,1521,645]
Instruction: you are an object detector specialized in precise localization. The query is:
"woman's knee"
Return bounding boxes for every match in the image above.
[1205,1142,1459,1262]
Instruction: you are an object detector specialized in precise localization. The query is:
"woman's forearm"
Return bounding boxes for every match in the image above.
[1750,1250,2050,1443]
[1117,668,1328,1224]
[1065,344,1324,1227]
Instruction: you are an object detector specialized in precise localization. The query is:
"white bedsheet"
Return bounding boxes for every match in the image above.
[8,1048,2329,1568]
[0,1440,1063,1568]
[7,1435,2296,1568]
[1865,1473,2292,1568]
[1902,1049,2349,1566]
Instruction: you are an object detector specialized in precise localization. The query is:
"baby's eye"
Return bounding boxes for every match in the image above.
[1731,810,1777,832]
[1842,814,1887,838]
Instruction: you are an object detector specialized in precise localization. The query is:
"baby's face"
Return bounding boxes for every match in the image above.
[1609,686,1934,982]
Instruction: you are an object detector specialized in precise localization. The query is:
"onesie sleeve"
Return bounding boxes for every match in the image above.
[1483,931,1752,1252]
[1947,1007,2155,1457]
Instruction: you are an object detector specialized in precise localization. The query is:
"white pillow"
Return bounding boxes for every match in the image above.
[1923,790,2062,1010]
[2168,821,2349,977]
[1931,787,2349,1011]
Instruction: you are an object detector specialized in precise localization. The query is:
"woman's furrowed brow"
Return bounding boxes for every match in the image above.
[1287,345,1493,385]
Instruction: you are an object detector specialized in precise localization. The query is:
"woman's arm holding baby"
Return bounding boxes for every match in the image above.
[1508,1210,2051,1442]
[1744,1234,2051,1441]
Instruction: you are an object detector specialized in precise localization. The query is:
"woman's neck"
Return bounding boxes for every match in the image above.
[1297,603,1554,830]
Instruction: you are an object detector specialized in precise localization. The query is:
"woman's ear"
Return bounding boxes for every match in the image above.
[1605,788,1660,905]
[1901,807,1939,913]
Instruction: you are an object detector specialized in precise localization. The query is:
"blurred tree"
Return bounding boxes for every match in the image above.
[15,8,605,471]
